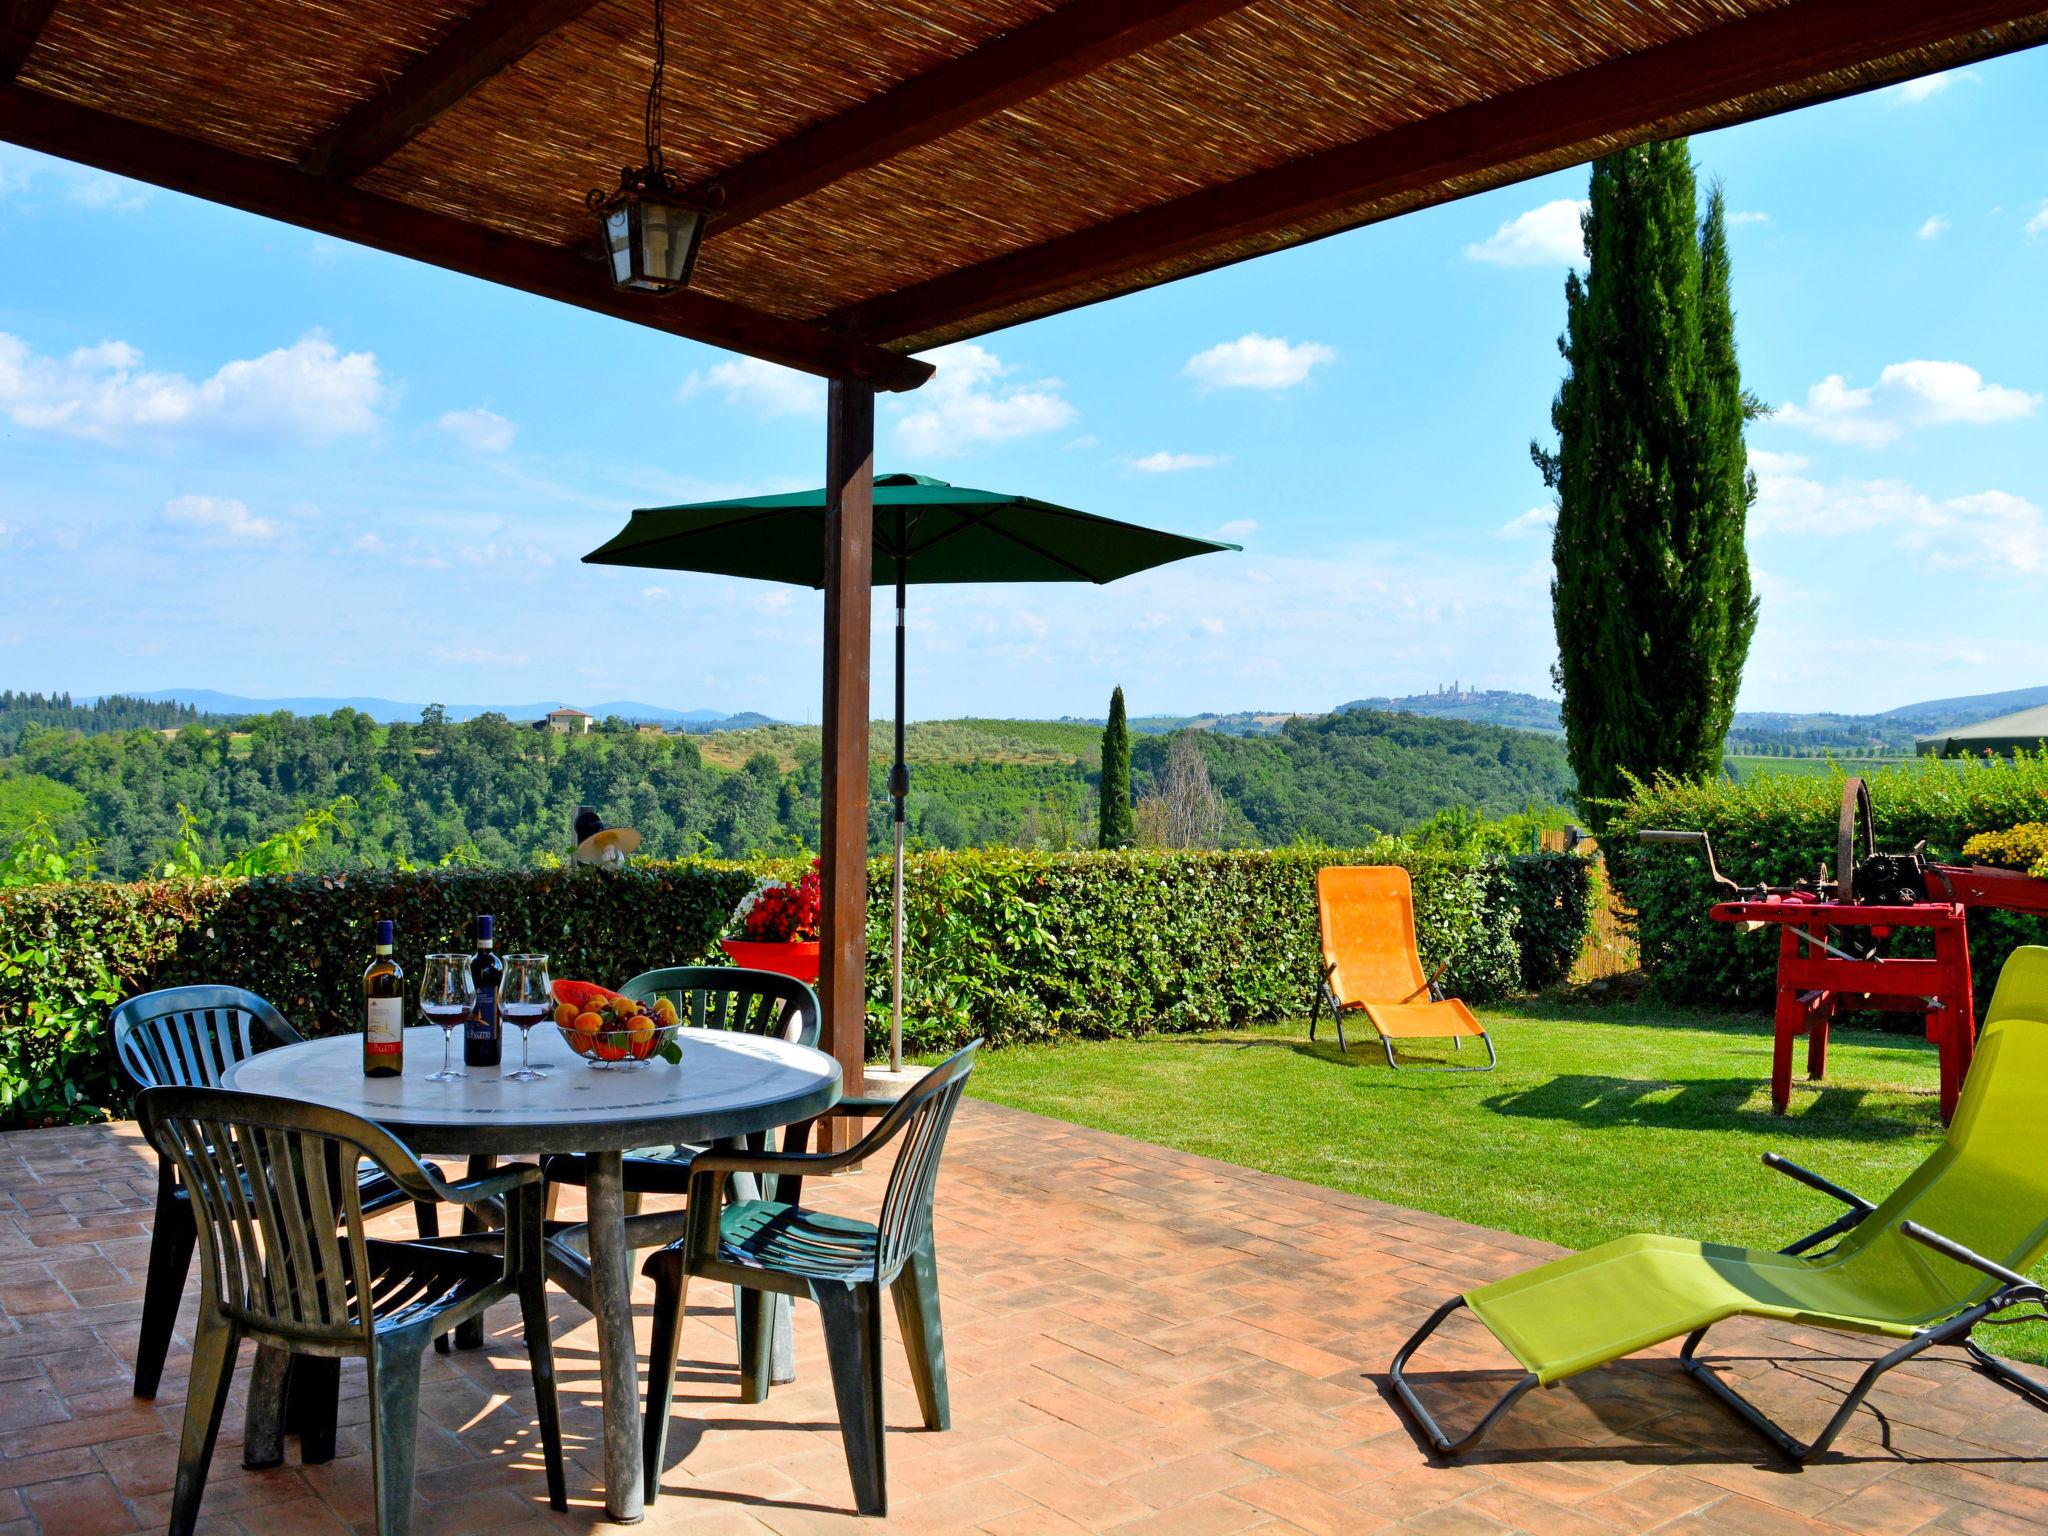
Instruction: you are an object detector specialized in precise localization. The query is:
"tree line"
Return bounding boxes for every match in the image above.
[0,691,223,752]
[0,700,1573,880]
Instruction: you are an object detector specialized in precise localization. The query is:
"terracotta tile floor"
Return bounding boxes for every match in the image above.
[0,1103,2044,1534]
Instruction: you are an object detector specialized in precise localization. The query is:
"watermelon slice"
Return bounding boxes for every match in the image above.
[551,978,624,1010]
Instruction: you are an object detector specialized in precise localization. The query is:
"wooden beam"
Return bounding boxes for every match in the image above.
[0,85,930,391]
[0,0,59,84]
[830,0,2048,343]
[818,379,876,1148]
[699,0,1253,233]
[300,0,607,181]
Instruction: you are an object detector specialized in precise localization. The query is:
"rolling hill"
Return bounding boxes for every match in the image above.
[128,690,769,728]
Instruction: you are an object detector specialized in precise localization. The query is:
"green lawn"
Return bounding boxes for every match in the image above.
[950,1003,2048,1363]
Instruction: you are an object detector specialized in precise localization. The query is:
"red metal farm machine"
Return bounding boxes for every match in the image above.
[1643,777,2048,1122]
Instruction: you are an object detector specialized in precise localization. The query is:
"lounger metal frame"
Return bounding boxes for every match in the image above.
[1311,963,1496,1071]
[1388,1153,2048,1462]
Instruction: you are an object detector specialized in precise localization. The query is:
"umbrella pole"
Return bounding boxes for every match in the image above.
[890,515,909,1074]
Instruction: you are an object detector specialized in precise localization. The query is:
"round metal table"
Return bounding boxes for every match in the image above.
[225,1024,840,1522]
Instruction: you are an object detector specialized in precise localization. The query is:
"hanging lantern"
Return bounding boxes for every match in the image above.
[587,0,706,294]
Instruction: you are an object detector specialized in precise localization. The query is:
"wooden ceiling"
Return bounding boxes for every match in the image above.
[3,0,2044,392]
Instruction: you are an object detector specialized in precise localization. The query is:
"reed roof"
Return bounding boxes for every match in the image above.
[3,0,2043,390]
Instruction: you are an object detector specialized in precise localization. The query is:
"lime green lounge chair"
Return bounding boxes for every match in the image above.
[1391,945,2048,1463]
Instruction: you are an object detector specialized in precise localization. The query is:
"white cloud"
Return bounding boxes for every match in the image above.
[353,533,389,556]
[640,585,669,601]
[1891,69,1971,105]
[1917,214,1950,240]
[1129,451,1228,474]
[678,356,825,419]
[1727,210,1771,228]
[892,342,1074,457]
[164,495,275,542]
[65,174,151,214]
[1746,448,1811,477]
[1181,333,1336,391]
[1464,199,1588,267]
[435,407,516,453]
[1213,519,1259,541]
[0,152,28,197]
[1498,506,1556,540]
[0,331,385,445]
[2027,201,2048,239]
[1775,360,2038,447]
[1751,458,2047,573]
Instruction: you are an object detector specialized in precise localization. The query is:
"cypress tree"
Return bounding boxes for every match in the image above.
[1535,141,1759,828]
[1098,686,1134,849]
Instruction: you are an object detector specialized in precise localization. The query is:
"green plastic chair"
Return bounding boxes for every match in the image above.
[112,985,444,1407]
[639,1041,980,1517]
[136,1087,565,1536]
[542,965,821,1209]
[1392,947,2048,1464]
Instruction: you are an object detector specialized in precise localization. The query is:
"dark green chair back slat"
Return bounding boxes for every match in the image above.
[618,966,821,1048]
[867,1043,978,1278]
[112,985,301,1092]
[136,1088,436,1348]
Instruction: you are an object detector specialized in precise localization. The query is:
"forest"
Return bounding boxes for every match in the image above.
[0,691,225,752]
[0,698,1573,879]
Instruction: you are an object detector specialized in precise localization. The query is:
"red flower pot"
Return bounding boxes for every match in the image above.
[720,939,822,986]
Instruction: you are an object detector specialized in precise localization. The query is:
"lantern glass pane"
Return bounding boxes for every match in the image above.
[603,208,633,285]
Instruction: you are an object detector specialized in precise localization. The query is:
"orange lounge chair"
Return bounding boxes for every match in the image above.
[1312,865,1495,1070]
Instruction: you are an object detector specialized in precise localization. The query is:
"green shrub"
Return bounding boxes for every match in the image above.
[865,847,1588,1054]
[1503,853,1602,990]
[1,848,1590,1125]
[0,863,753,1126]
[1606,756,2048,1011]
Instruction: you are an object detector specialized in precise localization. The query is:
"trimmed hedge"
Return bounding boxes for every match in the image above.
[1606,757,2048,1012]
[0,864,752,1127]
[1,847,1592,1127]
[868,847,1592,1053]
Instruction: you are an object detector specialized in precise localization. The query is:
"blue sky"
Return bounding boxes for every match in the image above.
[2,53,2045,723]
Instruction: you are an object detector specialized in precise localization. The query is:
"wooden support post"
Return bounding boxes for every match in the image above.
[819,380,875,1150]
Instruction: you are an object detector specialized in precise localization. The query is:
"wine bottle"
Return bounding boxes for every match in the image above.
[363,919,404,1078]
[464,913,504,1068]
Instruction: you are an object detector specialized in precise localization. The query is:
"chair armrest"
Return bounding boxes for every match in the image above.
[688,1146,862,1181]
[421,1162,543,1208]
[831,1096,900,1117]
[1901,1221,2043,1295]
[1763,1152,1874,1213]
[1400,958,1453,1005]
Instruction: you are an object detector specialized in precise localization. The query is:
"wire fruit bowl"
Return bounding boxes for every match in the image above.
[554,1016,680,1070]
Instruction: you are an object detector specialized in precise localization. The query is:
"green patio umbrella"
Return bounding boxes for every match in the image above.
[584,472,1239,1071]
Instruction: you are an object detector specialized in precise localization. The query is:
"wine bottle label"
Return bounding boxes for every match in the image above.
[467,990,499,1041]
[365,997,403,1055]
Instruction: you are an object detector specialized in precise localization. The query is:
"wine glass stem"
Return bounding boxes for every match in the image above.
[519,1027,532,1074]
[442,1028,452,1076]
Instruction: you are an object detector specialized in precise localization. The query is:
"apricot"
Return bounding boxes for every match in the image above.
[573,1010,605,1034]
